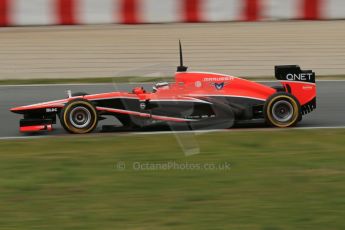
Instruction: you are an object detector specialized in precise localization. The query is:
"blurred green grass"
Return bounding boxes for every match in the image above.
[0,129,345,229]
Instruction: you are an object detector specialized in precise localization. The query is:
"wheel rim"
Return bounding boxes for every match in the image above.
[69,106,91,128]
[272,100,294,123]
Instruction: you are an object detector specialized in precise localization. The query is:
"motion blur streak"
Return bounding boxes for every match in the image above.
[244,0,260,21]
[0,0,8,26]
[303,0,320,20]
[57,0,76,25]
[121,0,138,24]
[1,0,345,26]
[184,0,200,22]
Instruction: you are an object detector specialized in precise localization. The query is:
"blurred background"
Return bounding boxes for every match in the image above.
[0,0,345,80]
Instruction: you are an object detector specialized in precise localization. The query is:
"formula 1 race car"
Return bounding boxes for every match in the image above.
[11,42,316,134]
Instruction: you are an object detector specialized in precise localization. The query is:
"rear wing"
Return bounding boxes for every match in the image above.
[274,65,316,115]
[275,65,315,84]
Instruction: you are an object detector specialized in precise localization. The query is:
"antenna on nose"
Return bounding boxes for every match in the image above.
[177,40,188,72]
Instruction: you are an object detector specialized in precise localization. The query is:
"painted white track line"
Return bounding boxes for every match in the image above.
[0,135,48,140]
[1,126,345,141]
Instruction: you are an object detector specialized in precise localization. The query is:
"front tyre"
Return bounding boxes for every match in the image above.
[60,99,98,134]
[264,92,301,128]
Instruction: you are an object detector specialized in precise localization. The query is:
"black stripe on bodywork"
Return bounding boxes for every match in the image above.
[91,96,265,121]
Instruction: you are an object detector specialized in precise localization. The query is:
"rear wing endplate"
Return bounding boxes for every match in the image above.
[275,65,315,84]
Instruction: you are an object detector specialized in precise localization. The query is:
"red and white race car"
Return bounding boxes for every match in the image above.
[11,42,316,134]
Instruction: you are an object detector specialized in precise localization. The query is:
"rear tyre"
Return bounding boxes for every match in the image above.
[264,92,301,128]
[60,99,98,134]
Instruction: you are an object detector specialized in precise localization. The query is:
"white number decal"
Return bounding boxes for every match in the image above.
[46,108,57,113]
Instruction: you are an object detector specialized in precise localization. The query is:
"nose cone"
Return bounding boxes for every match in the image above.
[9,99,67,114]
[10,106,25,114]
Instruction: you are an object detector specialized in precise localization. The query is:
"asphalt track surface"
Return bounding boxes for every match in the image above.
[0,80,344,138]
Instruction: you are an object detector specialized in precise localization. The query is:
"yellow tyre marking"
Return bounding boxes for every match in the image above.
[267,95,299,128]
[63,101,97,134]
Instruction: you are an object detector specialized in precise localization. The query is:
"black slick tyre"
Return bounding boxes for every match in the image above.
[60,99,98,134]
[264,92,301,128]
